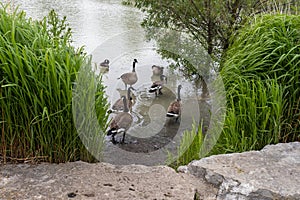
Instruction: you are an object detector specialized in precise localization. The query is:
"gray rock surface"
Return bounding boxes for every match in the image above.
[0,161,217,200]
[1,142,299,200]
[182,142,300,200]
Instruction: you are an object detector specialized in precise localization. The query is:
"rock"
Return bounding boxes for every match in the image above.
[1,142,299,199]
[177,165,188,173]
[0,161,217,200]
[182,142,300,200]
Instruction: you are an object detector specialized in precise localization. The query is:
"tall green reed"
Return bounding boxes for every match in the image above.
[167,123,203,169]
[0,4,109,163]
[214,14,299,154]
[72,57,109,162]
[211,79,283,154]
[169,14,300,168]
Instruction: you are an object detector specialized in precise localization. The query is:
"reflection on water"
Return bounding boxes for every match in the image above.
[4,0,143,53]
[4,0,213,165]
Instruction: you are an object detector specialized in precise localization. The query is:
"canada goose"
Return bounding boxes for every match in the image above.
[100,59,110,68]
[107,96,133,144]
[108,87,135,113]
[149,75,167,96]
[118,59,138,89]
[152,65,164,75]
[166,85,182,121]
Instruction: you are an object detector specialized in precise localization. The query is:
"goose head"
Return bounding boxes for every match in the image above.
[100,59,110,68]
[132,59,138,72]
[152,65,164,75]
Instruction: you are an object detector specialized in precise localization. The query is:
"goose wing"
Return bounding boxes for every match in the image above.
[149,81,163,92]
[112,98,124,111]
[167,101,181,116]
[120,72,137,84]
[114,112,133,131]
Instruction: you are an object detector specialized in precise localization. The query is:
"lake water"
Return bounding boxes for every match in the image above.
[3,0,219,165]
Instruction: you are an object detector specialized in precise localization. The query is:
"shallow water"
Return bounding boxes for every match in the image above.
[4,0,214,165]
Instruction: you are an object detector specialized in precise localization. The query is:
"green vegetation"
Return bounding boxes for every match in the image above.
[132,1,300,168]
[167,123,203,169]
[134,0,299,70]
[213,80,283,153]
[169,14,300,168]
[1,2,299,167]
[0,5,109,163]
[216,14,300,153]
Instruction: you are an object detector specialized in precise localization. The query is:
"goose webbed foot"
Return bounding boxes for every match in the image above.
[111,135,118,144]
[175,116,181,123]
[120,140,128,144]
[120,132,126,144]
[158,89,163,95]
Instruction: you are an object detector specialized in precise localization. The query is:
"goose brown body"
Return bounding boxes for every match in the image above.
[107,96,133,144]
[166,85,182,121]
[149,75,167,96]
[108,112,132,132]
[166,101,181,117]
[119,59,138,88]
[111,99,131,112]
[110,87,135,113]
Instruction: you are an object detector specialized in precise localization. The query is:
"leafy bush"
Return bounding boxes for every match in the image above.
[0,4,109,163]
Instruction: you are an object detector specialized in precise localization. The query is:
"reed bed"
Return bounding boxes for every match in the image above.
[167,123,203,169]
[0,4,109,163]
[170,14,300,168]
[214,14,300,154]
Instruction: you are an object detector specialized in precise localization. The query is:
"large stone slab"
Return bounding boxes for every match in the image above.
[1,142,299,199]
[180,142,300,200]
[0,161,217,200]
